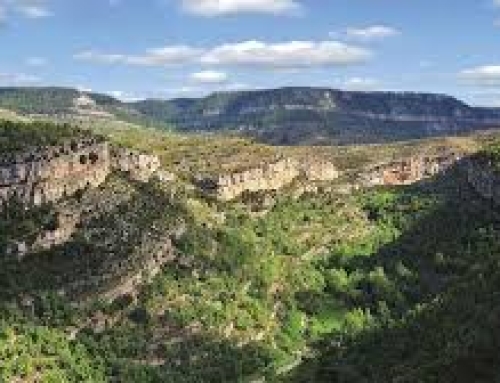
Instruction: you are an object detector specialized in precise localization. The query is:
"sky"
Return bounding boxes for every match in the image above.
[1,0,500,105]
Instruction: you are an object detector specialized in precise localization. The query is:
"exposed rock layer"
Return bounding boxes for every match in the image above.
[197,157,339,201]
[0,140,161,208]
[358,151,462,187]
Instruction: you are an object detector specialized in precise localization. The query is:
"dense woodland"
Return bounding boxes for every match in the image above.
[0,120,90,155]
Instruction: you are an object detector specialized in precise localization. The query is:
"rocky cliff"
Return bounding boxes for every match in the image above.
[358,151,463,187]
[196,157,339,201]
[0,139,161,209]
[111,146,161,182]
[0,138,111,208]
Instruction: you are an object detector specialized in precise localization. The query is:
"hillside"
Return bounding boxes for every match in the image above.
[287,164,500,382]
[0,87,162,128]
[132,87,500,145]
[2,87,500,146]
[1,116,500,381]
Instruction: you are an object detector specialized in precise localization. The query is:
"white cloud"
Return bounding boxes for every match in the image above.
[0,71,40,85]
[17,5,51,18]
[74,50,126,65]
[190,70,228,84]
[74,46,202,66]
[127,46,202,66]
[459,65,500,86]
[26,56,47,67]
[0,0,52,20]
[345,25,400,41]
[75,40,371,70]
[180,0,301,16]
[106,90,141,102]
[494,0,500,7]
[163,82,254,98]
[343,77,380,91]
[200,40,371,69]
[494,18,500,27]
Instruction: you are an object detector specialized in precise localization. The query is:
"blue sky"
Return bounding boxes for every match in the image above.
[1,0,500,105]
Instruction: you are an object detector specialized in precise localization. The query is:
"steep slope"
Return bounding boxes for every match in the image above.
[286,151,500,382]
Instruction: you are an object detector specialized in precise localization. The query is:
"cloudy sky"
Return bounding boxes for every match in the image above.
[1,0,500,104]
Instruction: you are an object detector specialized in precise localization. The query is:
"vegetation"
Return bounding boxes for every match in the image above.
[2,86,500,146]
[0,119,90,155]
[132,87,500,145]
[0,87,80,115]
[2,116,500,381]
[0,321,106,382]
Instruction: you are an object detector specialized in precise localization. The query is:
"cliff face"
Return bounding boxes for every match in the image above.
[197,157,339,201]
[0,140,161,209]
[112,147,161,182]
[359,152,462,187]
[0,139,111,208]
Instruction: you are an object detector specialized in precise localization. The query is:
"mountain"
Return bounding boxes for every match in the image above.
[131,87,500,145]
[0,87,161,128]
[1,86,500,145]
[0,87,118,115]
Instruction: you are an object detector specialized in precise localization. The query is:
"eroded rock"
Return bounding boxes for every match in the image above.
[196,157,339,201]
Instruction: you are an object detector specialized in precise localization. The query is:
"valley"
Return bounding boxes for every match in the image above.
[1,88,500,382]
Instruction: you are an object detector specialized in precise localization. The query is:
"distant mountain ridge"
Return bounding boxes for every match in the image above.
[1,86,500,145]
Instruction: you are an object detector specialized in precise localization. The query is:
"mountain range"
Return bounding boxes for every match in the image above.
[1,86,500,145]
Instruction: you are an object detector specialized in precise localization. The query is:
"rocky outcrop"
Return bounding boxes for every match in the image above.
[0,138,111,208]
[111,147,161,182]
[196,157,339,201]
[300,159,340,182]
[0,139,162,209]
[32,211,79,252]
[358,152,462,187]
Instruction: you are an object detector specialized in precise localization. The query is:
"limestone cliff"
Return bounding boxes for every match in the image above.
[0,139,161,209]
[196,157,339,201]
[0,138,110,208]
[111,147,161,182]
[358,151,462,187]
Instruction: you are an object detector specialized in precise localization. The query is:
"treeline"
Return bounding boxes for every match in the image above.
[0,119,91,154]
[0,87,80,115]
